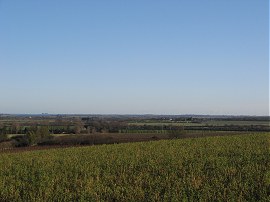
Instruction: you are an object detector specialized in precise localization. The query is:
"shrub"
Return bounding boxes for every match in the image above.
[12,135,30,147]
[168,128,185,139]
[14,126,52,147]
[0,134,8,142]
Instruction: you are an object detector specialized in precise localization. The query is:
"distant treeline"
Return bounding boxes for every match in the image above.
[1,117,269,136]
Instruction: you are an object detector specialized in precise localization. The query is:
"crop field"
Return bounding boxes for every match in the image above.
[0,133,269,201]
[128,120,270,127]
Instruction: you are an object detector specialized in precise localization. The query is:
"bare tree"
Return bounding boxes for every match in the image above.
[11,123,20,134]
[74,118,84,134]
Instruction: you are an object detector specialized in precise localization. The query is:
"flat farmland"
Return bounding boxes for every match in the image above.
[128,120,270,127]
[0,133,269,201]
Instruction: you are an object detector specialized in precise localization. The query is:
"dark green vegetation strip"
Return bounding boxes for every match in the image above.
[0,133,269,201]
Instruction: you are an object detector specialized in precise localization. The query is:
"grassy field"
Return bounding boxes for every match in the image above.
[0,133,269,201]
[128,120,270,126]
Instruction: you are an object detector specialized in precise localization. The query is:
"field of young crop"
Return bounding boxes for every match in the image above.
[0,133,269,201]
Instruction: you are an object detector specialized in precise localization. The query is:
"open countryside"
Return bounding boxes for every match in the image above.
[0,0,268,201]
[0,114,269,201]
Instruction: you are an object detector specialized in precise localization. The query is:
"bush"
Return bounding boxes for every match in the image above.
[12,135,30,147]
[0,134,8,142]
[168,129,185,139]
[26,130,37,146]
[14,126,52,147]
[38,135,114,146]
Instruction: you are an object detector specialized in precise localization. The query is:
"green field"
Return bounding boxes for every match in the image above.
[0,133,269,201]
[128,120,270,127]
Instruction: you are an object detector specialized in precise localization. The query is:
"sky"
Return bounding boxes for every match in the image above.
[0,0,269,115]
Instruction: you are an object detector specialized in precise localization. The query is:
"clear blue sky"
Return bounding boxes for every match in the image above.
[0,0,268,115]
